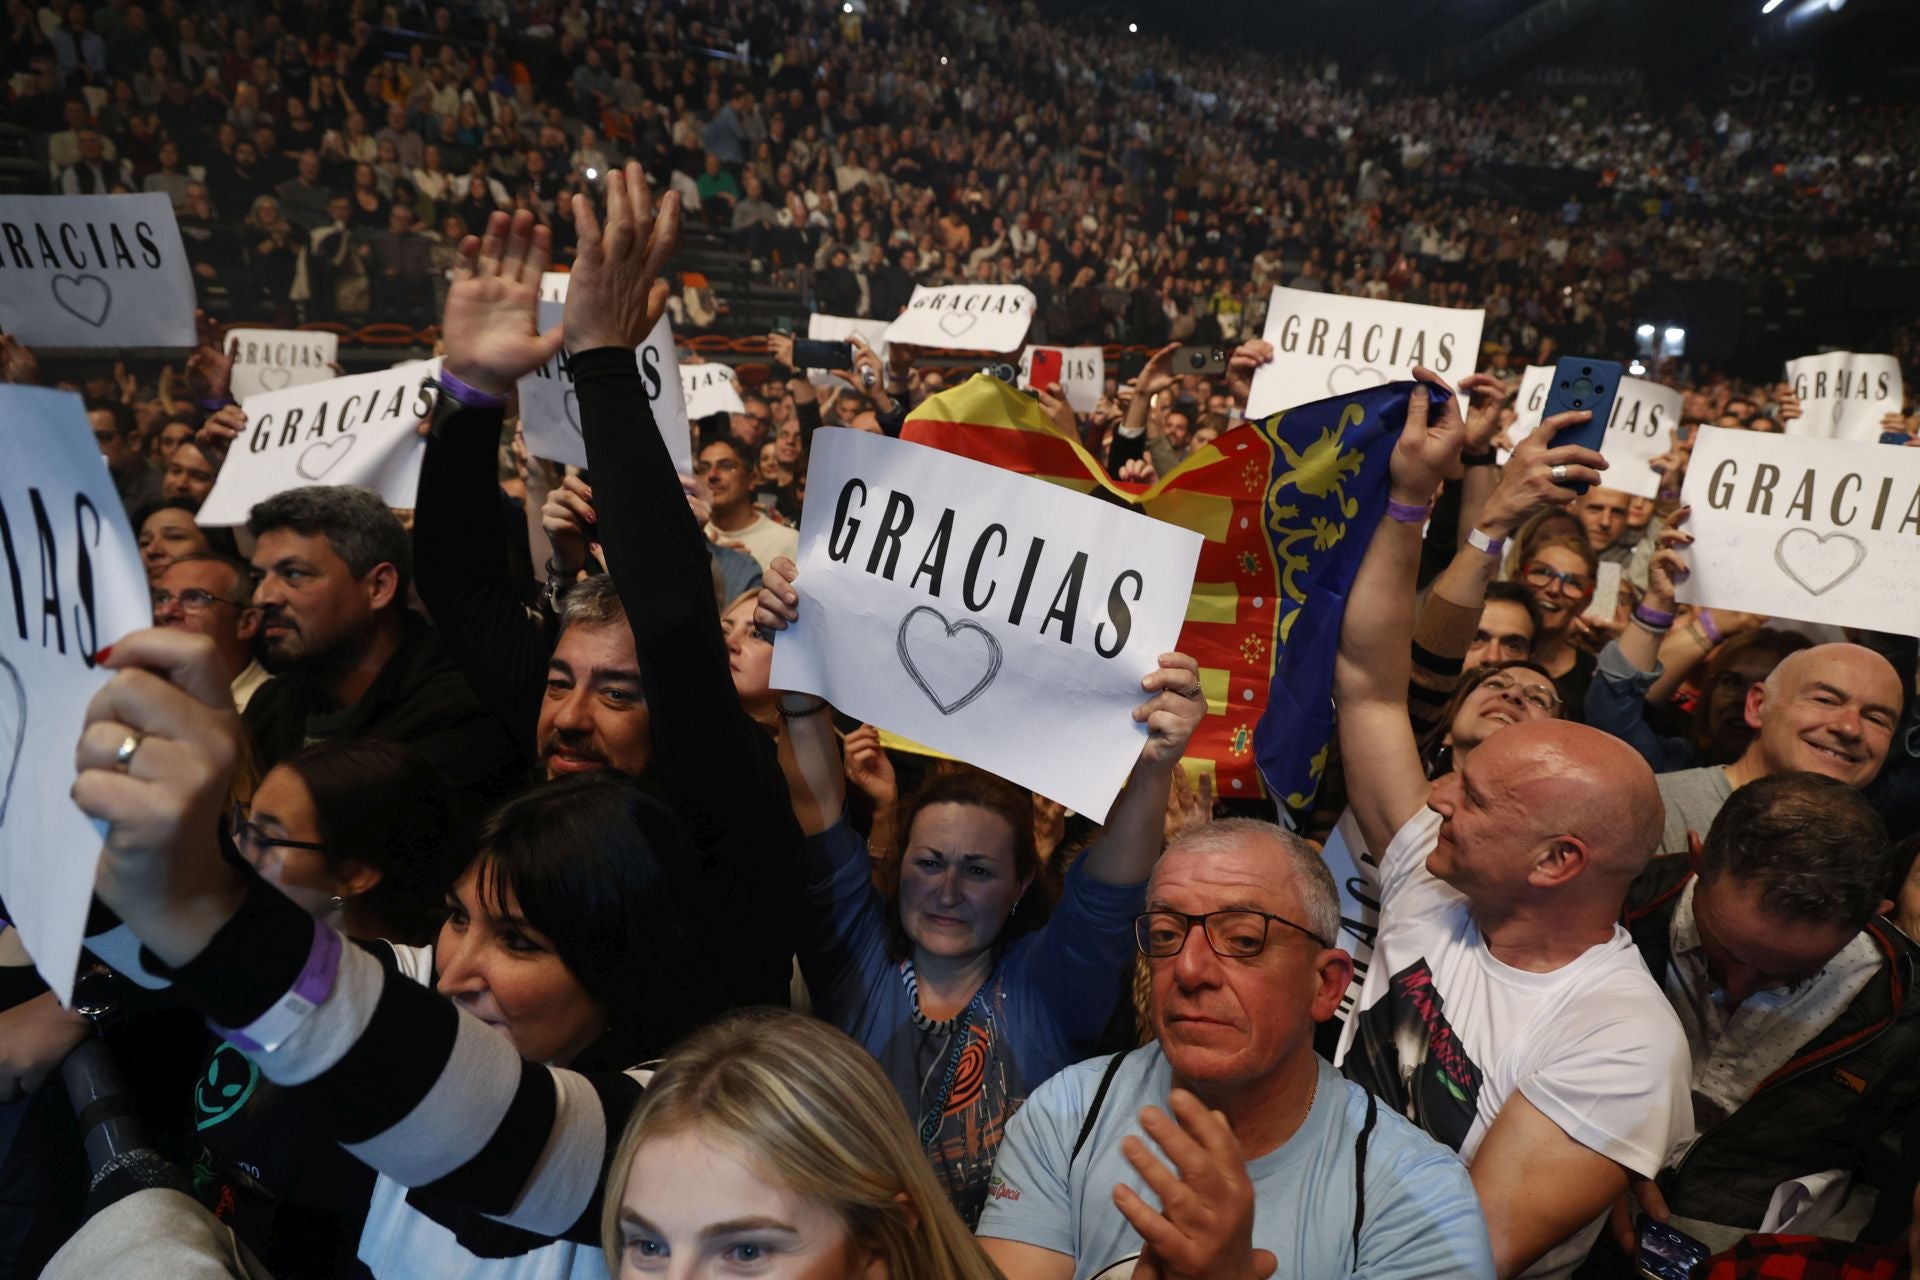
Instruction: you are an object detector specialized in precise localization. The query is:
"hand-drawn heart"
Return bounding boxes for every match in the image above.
[1324,363,1384,397]
[937,311,979,339]
[562,389,581,432]
[0,657,23,829]
[258,367,293,391]
[1773,527,1866,596]
[896,606,1003,715]
[295,434,357,481]
[51,274,112,327]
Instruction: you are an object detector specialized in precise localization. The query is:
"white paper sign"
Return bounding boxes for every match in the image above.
[884,284,1036,353]
[1677,427,1920,635]
[196,359,442,526]
[1784,352,1903,444]
[1500,364,1557,459]
[1583,560,1624,621]
[806,314,891,390]
[1595,377,1682,499]
[0,194,196,348]
[681,362,746,420]
[1245,288,1483,419]
[770,429,1203,818]
[226,328,340,401]
[0,386,152,1001]
[1019,345,1106,414]
[516,298,692,474]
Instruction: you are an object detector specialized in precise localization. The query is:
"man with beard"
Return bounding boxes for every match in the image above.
[242,485,526,838]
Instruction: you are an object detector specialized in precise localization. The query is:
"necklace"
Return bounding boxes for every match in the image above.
[903,964,984,1149]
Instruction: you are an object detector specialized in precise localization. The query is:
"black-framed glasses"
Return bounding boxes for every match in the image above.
[230,802,329,861]
[1520,561,1596,600]
[1134,909,1332,959]
[1477,670,1562,713]
[152,587,246,614]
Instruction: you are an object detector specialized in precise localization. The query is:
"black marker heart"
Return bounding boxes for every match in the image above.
[937,312,979,338]
[0,657,22,828]
[896,606,1003,715]
[1773,527,1865,596]
[51,274,112,327]
[258,367,293,391]
[295,434,357,481]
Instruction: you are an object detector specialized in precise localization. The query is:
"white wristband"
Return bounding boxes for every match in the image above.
[1466,526,1506,557]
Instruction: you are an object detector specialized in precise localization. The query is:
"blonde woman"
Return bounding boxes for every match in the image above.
[602,1010,1001,1280]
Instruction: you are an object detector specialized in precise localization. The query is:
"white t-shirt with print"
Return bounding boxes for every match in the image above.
[1332,808,1694,1280]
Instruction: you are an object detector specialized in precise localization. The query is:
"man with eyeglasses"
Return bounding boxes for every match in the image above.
[151,552,268,710]
[696,435,796,572]
[979,818,1494,1280]
[1329,378,1691,1280]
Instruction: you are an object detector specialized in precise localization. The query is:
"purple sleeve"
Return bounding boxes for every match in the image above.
[796,816,897,1029]
[1004,857,1145,1045]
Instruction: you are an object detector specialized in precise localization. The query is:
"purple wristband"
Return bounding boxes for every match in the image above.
[214,916,342,1053]
[197,395,235,411]
[1696,610,1723,646]
[434,369,508,410]
[1385,498,1431,525]
[1633,603,1677,629]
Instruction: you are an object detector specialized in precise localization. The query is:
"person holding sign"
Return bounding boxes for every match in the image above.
[755,557,1206,1226]
[1330,374,1692,1280]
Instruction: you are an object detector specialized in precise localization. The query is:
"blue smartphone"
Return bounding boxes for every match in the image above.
[1538,356,1624,494]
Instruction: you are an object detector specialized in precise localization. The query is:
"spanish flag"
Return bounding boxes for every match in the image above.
[900,374,1426,819]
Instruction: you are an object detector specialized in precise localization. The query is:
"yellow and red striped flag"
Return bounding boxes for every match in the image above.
[898,373,1422,817]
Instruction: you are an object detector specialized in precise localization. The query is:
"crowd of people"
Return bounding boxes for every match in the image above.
[3,2,1920,1280]
[9,0,1920,358]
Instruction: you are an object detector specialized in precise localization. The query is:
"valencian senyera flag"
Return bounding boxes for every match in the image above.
[897,372,1441,821]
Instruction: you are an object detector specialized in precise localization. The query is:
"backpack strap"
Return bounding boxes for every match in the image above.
[1351,1087,1377,1264]
[1070,1048,1134,1167]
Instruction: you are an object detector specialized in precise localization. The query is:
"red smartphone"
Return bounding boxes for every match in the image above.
[1029,348,1063,389]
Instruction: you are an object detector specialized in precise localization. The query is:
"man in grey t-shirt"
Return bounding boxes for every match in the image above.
[1654,643,1902,854]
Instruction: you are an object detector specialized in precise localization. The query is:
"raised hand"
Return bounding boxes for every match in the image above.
[1134,652,1205,773]
[1118,456,1158,486]
[184,310,233,402]
[565,160,682,354]
[1137,341,1181,399]
[1224,338,1273,407]
[754,555,800,632]
[1114,1090,1279,1280]
[195,403,246,469]
[0,333,41,386]
[441,208,565,396]
[1033,380,1078,438]
[842,724,898,810]
[1387,368,1467,507]
[540,474,597,578]
[1163,766,1214,845]
[1645,506,1692,612]
[72,629,248,967]
[1476,406,1605,536]
[1776,384,1802,422]
[767,331,796,373]
[1457,371,1510,454]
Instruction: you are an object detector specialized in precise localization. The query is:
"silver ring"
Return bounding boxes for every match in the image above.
[114,733,143,769]
[1550,463,1570,483]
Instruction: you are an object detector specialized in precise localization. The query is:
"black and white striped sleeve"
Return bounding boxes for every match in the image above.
[149,875,641,1243]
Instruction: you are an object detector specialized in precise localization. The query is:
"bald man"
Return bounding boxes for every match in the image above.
[1328,379,1691,1280]
[1653,642,1905,855]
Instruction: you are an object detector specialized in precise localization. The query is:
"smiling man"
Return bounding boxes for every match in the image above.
[1652,643,1905,855]
[1616,773,1920,1254]
[243,485,525,837]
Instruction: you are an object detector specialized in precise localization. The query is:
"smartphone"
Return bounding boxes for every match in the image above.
[1538,356,1624,493]
[984,362,1019,385]
[1029,348,1063,389]
[1674,422,1696,445]
[1117,351,1146,382]
[792,339,854,371]
[1174,345,1227,377]
[773,316,794,337]
[1107,428,1147,473]
[1635,1217,1709,1280]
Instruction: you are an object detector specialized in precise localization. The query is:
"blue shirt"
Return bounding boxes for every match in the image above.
[798,819,1143,1225]
[977,1047,1494,1280]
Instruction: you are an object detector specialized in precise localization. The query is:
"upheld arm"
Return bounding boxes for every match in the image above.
[1469,1092,1631,1280]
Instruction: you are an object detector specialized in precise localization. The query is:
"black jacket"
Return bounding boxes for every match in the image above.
[1622,857,1920,1231]
[242,610,526,841]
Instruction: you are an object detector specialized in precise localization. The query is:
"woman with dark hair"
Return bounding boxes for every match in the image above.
[1417,659,1566,780]
[755,557,1206,1225]
[72,177,793,1280]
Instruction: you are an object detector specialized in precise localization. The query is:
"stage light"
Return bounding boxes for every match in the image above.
[1760,0,1785,12]
[1636,323,1656,339]
[1664,326,1686,346]
[1128,22,1138,32]
[1629,359,1647,376]
[585,168,597,179]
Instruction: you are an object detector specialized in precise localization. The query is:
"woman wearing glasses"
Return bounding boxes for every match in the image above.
[1512,535,1603,721]
[754,556,1206,1227]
